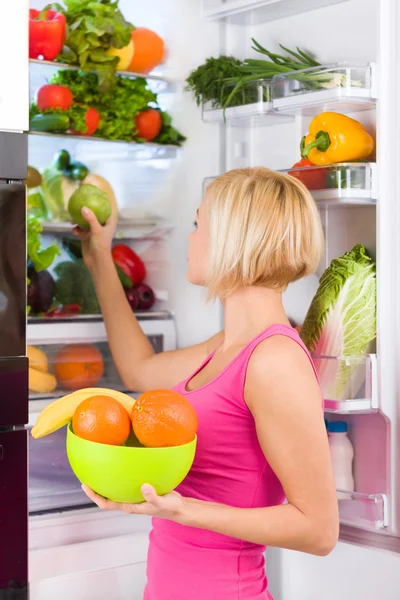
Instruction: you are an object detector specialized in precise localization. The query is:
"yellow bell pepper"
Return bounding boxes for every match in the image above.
[301,112,374,165]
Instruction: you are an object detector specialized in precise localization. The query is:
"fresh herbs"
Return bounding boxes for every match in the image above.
[186,41,334,112]
[27,213,59,272]
[58,0,134,92]
[186,56,246,109]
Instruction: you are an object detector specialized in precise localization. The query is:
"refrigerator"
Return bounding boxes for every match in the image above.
[5,0,400,598]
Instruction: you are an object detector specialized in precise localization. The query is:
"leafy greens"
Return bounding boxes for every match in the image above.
[300,244,376,401]
[31,69,186,145]
[27,213,59,273]
[58,0,134,92]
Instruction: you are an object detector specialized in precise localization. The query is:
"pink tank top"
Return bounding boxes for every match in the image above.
[144,325,319,600]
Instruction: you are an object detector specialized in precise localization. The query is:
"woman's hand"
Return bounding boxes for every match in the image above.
[82,484,187,523]
[73,207,117,272]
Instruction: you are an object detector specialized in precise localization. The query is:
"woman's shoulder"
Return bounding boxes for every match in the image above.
[244,333,321,411]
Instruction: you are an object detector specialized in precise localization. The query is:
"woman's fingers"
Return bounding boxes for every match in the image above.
[81,484,156,515]
[81,485,118,511]
[81,207,103,235]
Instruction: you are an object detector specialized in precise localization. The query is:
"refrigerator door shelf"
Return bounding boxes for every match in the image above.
[312,354,378,415]
[279,162,377,207]
[338,490,388,530]
[202,79,293,126]
[272,63,377,115]
[202,0,348,24]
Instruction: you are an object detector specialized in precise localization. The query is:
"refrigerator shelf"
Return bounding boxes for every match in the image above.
[29,58,178,94]
[282,162,377,206]
[28,131,181,160]
[272,63,377,115]
[28,310,173,325]
[202,0,347,24]
[337,490,388,530]
[312,354,378,414]
[27,338,159,404]
[40,218,174,241]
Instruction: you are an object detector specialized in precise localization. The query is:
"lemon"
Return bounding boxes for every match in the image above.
[106,39,134,71]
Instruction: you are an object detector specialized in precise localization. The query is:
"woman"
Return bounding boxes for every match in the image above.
[77,167,339,600]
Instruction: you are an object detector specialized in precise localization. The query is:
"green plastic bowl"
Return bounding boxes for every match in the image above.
[66,424,197,503]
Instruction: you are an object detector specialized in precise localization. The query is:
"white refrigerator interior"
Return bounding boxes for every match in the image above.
[16,0,400,598]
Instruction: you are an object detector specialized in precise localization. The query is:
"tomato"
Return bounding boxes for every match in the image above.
[135,109,162,142]
[37,85,73,112]
[111,244,146,285]
[73,107,101,137]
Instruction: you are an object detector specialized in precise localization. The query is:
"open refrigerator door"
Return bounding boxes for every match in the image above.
[196,0,400,598]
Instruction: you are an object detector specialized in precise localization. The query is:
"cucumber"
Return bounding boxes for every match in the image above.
[69,162,89,181]
[30,113,70,133]
[54,149,71,170]
[62,237,83,261]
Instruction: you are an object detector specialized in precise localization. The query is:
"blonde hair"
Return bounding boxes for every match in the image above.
[205,167,324,299]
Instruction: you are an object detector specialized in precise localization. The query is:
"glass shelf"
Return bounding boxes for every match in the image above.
[312,354,378,414]
[202,0,347,25]
[202,79,292,126]
[272,63,377,115]
[28,310,172,325]
[337,490,388,530]
[40,218,174,241]
[28,337,164,402]
[28,131,180,160]
[283,162,377,206]
[29,58,177,94]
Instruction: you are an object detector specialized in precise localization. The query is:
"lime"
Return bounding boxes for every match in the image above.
[68,184,112,229]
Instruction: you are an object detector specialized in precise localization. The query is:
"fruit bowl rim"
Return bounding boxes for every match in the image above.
[67,422,197,451]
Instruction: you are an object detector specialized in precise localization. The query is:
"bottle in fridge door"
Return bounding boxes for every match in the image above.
[328,421,355,499]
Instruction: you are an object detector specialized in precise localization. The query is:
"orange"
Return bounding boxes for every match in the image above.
[54,344,104,391]
[128,28,165,74]
[131,389,198,448]
[72,395,131,446]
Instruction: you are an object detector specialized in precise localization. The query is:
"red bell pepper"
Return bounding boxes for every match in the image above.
[288,158,328,191]
[112,244,146,285]
[29,7,66,62]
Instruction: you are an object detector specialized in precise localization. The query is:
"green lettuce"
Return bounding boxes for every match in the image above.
[300,244,376,400]
[58,0,134,92]
[27,213,59,273]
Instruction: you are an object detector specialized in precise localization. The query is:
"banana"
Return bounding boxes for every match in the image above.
[28,346,49,374]
[29,367,57,394]
[31,388,136,439]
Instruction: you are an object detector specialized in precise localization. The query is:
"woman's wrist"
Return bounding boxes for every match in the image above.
[88,251,115,281]
[177,496,207,527]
